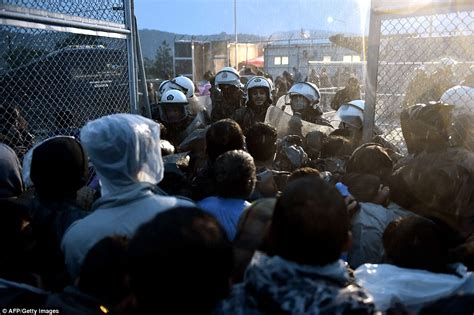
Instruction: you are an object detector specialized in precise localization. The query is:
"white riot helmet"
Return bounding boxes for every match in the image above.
[169,75,195,99]
[287,82,321,112]
[215,67,241,88]
[158,80,172,99]
[244,76,272,103]
[159,90,189,123]
[334,100,365,129]
[441,86,474,150]
[440,86,474,115]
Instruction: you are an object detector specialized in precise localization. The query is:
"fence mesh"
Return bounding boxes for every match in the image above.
[0,2,131,158]
[308,62,366,112]
[374,10,474,152]
[3,0,126,23]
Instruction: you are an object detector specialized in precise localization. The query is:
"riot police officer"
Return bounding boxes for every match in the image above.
[158,89,205,146]
[210,67,244,122]
[287,82,331,126]
[233,76,273,133]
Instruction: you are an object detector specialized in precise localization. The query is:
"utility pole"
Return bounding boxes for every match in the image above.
[234,0,238,68]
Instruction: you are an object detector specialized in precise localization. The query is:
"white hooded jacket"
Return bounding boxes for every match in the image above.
[355,263,474,313]
[61,114,194,278]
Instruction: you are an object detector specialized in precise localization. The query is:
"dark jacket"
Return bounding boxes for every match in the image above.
[214,252,376,315]
[232,104,269,133]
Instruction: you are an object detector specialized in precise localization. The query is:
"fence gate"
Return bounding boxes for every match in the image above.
[364,1,474,151]
[0,0,146,154]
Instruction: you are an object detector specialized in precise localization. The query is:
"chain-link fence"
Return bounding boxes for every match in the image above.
[308,61,366,111]
[0,1,140,157]
[365,3,474,152]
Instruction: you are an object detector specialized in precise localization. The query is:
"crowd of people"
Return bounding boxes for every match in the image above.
[1,62,474,314]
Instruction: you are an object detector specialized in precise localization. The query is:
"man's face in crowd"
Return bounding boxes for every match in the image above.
[249,88,267,106]
[164,105,186,123]
[219,84,240,100]
[291,94,309,112]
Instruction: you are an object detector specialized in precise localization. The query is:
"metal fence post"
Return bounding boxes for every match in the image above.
[134,15,151,118]
[362,6,381,143]
[124,0,138,114]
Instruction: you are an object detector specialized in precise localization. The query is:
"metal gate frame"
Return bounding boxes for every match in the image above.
[0,0,149,117]
[363,0,474,143]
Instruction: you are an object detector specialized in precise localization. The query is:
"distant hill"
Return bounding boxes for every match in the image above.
[138,29,343,61]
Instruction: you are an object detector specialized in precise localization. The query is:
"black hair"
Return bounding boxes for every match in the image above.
[79,236,130,306]
[321,135,354,158]
[383,216,449,273]
[288,167,321,183]
[341,173,381,202]
[304,130,327,159]
[245,122,277,162]
[30,137,88,200]
[346,143,393,183]
[214,150,256,199]
[206,119,244,163]
[128,206,233,315]
[266,177,349,266]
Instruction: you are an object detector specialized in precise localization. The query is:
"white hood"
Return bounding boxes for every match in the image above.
[80,114,164,196]
[355,263,474,312]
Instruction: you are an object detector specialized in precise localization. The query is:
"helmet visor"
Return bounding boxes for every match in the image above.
[290,94,309,112]
[334,103,364,129]
[159,104,187,123]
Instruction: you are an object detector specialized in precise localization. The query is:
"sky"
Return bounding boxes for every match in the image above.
[134,0,371,36]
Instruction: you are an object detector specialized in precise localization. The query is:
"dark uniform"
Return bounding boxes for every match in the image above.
[232,105,268,133]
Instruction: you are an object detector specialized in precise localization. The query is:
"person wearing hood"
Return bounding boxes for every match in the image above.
[215,177,376,315]
[25,136,90,290]
[0,143,24,200]
[61,114,194,279]
[355,216,474,313]
[232,76,273,133]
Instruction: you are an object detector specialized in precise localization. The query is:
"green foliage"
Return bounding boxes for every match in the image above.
[151,40,173,79]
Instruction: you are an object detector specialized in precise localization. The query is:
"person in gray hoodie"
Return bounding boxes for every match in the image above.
[61,114,194,279]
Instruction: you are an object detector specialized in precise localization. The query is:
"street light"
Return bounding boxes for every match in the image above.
[327,16,346,24]
[327,16,346,33]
